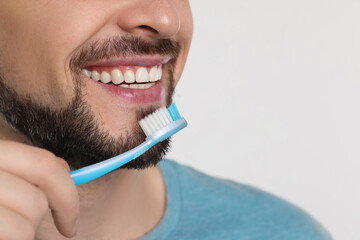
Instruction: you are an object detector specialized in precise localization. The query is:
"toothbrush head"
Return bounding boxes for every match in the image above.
[139,103,187,143]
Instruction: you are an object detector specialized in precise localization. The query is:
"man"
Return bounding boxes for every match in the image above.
[0,1,331,239]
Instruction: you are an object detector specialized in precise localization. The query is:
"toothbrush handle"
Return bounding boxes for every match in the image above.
[70,118,187,186]
[70,140,154,185]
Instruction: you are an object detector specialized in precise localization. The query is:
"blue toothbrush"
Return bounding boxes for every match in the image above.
[70,102,187,185]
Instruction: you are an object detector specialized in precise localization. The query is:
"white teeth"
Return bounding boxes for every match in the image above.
[129,84,139,89]
[100,72,111,84]
[136,67,149,83]
[120,83,155,89]
[82,69,91,78]
[82,65,163,85]
[91,71,100,81]
[156,66,162,80]
[111,69,124,85]
[149,66,157,82]
[124,70,135,83]
[144,82,155,88]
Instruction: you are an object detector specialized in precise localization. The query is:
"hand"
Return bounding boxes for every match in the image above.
[0,140,79,240]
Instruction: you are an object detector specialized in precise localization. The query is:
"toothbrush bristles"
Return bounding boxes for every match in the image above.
[139,107,175,137]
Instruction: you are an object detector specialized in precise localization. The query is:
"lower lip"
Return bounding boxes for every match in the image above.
[87,78,164,105]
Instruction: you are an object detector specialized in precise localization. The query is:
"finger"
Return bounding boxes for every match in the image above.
[0,205,35,240]
[0,170,49,228]
[57,157,70,172]
[0,141,79,237]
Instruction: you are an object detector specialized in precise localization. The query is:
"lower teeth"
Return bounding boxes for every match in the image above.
[119,83,155,89]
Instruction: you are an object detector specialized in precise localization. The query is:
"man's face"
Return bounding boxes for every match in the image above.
[0,0,193,169]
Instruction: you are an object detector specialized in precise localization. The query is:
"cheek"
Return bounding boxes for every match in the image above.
[0,3,75,104]
[0,1,111,107]
[173,5,193,86]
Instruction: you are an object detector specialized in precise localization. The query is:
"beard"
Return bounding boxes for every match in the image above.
[0,35,180,170]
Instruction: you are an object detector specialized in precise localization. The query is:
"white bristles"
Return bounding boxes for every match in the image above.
[160,108,172,124]
[163,108,173,122]
[158,109,168,125]
[139,119,151,136]
[146,116,157,133]
[150,112,162,130]
[139,107,174,137]
[153,109,166,127]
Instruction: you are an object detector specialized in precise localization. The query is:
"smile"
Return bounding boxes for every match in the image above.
[79,56,171,105]
[81,64,163,89]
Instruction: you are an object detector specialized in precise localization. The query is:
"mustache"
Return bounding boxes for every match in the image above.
[69,35,180,72]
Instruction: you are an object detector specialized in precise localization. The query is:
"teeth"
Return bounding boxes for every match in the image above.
[129,84,139,89]
[156,66,162,80]
[111,69,124,85]
[136,67,149,83]
[100,72,111,84]
[143,83,155,89]
[91,71,100,81]
[82,69,91,78]
[82,65,162,86]
[121,83,155,89]
[149,66,157,82]
[124,70,135,83]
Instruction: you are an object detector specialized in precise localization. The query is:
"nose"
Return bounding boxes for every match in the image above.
[116,0,181,39]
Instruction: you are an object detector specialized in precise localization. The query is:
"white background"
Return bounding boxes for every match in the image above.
[167,0,360,239]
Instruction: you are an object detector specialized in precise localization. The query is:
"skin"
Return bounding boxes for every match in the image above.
[0,0,193,239]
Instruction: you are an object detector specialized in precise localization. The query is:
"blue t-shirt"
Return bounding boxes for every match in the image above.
[141,159,332,240]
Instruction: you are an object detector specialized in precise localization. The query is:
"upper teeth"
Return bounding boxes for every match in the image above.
[81,65,163,88]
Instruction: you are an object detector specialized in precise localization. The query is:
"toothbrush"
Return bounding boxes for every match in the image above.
[70,102,187,185]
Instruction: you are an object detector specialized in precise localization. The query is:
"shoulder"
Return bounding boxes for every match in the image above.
[159,160,332,240]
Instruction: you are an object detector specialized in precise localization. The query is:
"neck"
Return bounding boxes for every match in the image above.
[0,119,166,239]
